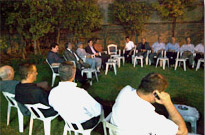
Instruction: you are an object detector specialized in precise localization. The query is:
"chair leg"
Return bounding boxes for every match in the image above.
[156,59,159,68]
[43,120,51,135]
[117,58,120,68]
[133,58,136,67]
[183,61,186,71]
[196,61,201,71]
[103,121,107,135]
[17,110,24,132]
[113,64,117,75]
[29,117,33,135]
[140,59,143,67]
[7,104,11,126]
[174,60,178,70]
[94,71,98,82]
[167,59,169,67]
[162,60,166,70]
[105,64,109,75]
[122,57,125,65]
[63,125,68,135]
[52,74,56,87]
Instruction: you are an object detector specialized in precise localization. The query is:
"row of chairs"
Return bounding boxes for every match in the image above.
[2,91,201,135]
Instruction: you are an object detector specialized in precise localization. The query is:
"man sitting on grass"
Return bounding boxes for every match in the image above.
[49,61,102,129]
[111,73,187,135]
[15,63,57,117]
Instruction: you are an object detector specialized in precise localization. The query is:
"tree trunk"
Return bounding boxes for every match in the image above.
[172,17,177,37]
[37,40,41,55]
[33,40,37,55]
[56,28,61,44]
[21,39,27,59]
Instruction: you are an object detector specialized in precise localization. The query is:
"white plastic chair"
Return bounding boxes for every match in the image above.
[63,109,105,135]
[156,50,169,70]
[2,92,24,133]
[81,68,98,86]
[46,59,59,87]
[133,50,144,68]
[103,112,119,135]
[108,44,124,68]
[105,59,117,75]
[175,52,187,71]
[25,103,58,135]
[196,58,204,71]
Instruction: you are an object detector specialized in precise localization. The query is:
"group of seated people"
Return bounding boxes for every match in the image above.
[124,36,204,68]
[47,39,109,87]
[0,63,188,134]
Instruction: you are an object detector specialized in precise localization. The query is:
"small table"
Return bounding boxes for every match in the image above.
[174,104,199,133]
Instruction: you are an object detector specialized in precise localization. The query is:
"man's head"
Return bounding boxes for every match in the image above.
[126,36,130,43]
[59,61,76,82]
[137,73,168,95]
[171,37,176,43]
[50,42,59,53]
[77,42,83,49]
[186,37,191,44]
[19,64,38,82]
[0,65,15,80]
[158,36,163,43]
[141,37,146,44]
[65,42,72,50]
[88,39,93,46]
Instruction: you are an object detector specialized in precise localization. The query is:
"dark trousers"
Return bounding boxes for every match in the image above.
[166,52,177,65]
[99,54,109,69]
[195,53,204,63]
[124,50,133,63]
[72,115,100,130]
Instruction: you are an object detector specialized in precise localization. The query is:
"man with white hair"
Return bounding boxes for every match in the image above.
[0,65,30,116]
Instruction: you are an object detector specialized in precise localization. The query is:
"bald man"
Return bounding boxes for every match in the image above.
[0,65,19,94]
[0,65,30,116]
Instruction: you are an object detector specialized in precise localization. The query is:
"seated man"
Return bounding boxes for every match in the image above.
[0,65,30,116]
[136,37,151,60]
[149,36,165,65]
[63,42,89,85]
[165,37,180,66]
[180,37,195,68]
[15,63,57,117]
[85,39,108,69]
[47,42,64,73]
[124,36,135,63]
[194,41,204,64]
[111,73,188,135]
[76,42,97,70]
[49,61,102,129]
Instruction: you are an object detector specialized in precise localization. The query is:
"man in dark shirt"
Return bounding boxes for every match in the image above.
[136,37,151,59]
[47,42,64,73]
[15,63,57,117]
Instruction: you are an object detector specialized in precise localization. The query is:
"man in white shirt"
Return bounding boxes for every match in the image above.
[111,73,187,135]
[49,61,102,129]
[194,42,204,64]
[149,36,165,65]
[124,36,135,63]
[180,37,195,68]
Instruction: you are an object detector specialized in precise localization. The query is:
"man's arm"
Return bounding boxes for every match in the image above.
[155,91,188,135]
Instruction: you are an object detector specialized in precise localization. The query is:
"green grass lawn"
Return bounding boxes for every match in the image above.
[0,62,204,134]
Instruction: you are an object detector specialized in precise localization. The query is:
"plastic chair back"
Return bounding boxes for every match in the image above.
[103,112,119,135]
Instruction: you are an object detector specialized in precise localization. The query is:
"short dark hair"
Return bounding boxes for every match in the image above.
[50,42,58,49]
[125,36,129,39]
[59,61,76,81]
[19,63,35,80]
[64,42,71,49]
[137,73,168,94]
[87,39,92,43]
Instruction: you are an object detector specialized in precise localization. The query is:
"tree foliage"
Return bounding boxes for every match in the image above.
[109,0,153,36]
[153,0,196,36]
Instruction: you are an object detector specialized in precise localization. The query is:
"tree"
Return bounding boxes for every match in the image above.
[153,0,196,37]
[109,0,153,38]
[5,0,56,55]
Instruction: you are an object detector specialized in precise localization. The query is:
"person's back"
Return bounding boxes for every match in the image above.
[111,73,188,135]
[49,61,102,129]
